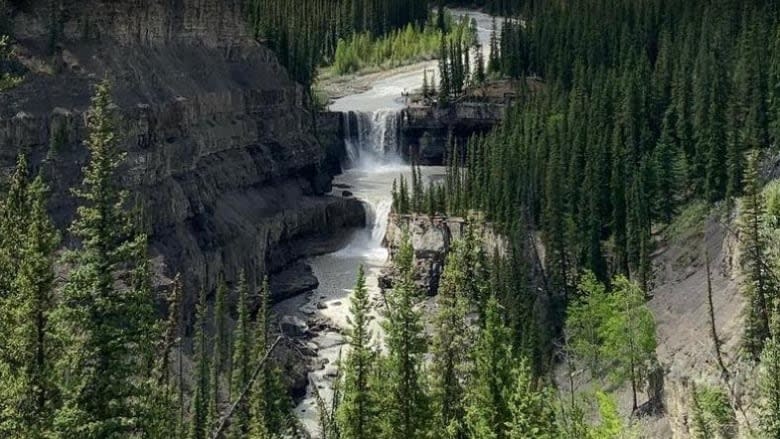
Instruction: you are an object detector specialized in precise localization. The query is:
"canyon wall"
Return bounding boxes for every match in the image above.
[0,0,364,316]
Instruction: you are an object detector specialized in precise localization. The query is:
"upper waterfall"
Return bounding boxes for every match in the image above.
[342,110,404,168]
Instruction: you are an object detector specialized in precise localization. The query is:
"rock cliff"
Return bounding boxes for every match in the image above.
[380,213,507,295]
[0,0,365,314]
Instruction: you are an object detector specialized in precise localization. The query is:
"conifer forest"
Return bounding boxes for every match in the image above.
[2,0,780,438]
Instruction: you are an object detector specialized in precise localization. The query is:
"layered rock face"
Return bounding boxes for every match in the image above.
[399,103,504,165]
[380,213,507,295]
[0,0,364,314]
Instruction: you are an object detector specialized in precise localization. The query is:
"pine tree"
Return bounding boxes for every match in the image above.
[759,333,780,438]
[0,154,30,296]
[474,45,486,85]
[337,265,378,439]
[159,275,185,438]
[0,175,60,438]
[229,273,251,439]
[740,149,775,357]
[54,79,159,438]
[488,17,500,74]
[249,276,293,436]
[438,35,451,107]
[505,359,559,439]
[430,239,472,438]
[381,232,429,439]
[464,294,514,439]
[189,287,212,439]
[209,277,229,427]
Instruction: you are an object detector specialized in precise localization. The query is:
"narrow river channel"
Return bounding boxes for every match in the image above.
[274,10,499,435]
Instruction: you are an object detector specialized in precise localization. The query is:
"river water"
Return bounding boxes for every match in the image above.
[274,10,498,436]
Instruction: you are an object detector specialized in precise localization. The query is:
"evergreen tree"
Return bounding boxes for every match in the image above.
[54,79,159,438]
[337,265,378,439]
[209,277,229,427]
[740,149,775,357]
[0,175,60,438]
[230,273,251,439]
[0,154,30,296]
[439,35,451,106]
[381,232,430,439]
[505,360,559,439]
[249,276,293,437]
[189,287,212,439]
[464,295,514,439]
[759,333,780,438]
[430,239,472,438]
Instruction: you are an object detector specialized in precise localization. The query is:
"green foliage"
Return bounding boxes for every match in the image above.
[759,334,780,439]
[229,273,251,439]
[464,294,514,439]
[0,35,22,91]
[247,0,429,86]
[337,265,378,439]
[0,170,60,438]
[565,272,611,373]
[565,273,657,412]
[430,239,474,438]
[690,384,736,439]
[739,150,777,357]
[54,79,160,438]
[505,360,559,439]
[589,392,633,439]
[189,288,212,439]
[249,277,295,438]
[380,231,430,439]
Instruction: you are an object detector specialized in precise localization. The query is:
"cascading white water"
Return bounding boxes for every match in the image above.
[333,109,407,259]
[276,11,496,436]
[342,110,403,167]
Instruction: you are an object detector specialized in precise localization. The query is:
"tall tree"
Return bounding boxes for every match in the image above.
[54,79,159,438]
[430,239,473,438]
[759,332,780,438]
[505,359,559,439]
[209,277,229,427]
[0,154,30,296]
[380,232,430,439]
[464,294,514,439]
[337,265,378,439]
[230,273,251,439]
[0,175,60,438]
[189,287,212,439]
[739,149,775,357]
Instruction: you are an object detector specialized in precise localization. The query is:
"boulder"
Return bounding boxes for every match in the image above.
[280,315,309,337]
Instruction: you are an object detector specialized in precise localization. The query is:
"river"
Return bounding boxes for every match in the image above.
[274,10,498,436]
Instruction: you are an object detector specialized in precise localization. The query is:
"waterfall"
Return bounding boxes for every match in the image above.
[342,110,402,167]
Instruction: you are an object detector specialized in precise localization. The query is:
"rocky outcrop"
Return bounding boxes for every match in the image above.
[380,213,506,295]
[399,103,504,165]
[0,0,365,316]
[316,111,347,177]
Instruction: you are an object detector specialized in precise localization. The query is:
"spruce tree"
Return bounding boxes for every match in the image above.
[230,273,251,439]
[337,265,378,439]
[0,154,30,296]
[464,294,514,439]
[54,79,159,438]
[249,276,293,436]
[209,277,229,427]
[430,239,472,438]
[0,175,60,438]
[381,232,429,439]
[740,149,775,357]
[759,333,780,438]
[189,287,212,439]
[505,360,559,439]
